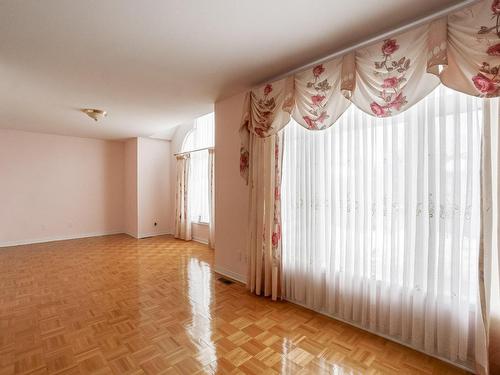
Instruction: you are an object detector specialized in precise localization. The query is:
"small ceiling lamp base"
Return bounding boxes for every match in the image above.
[82,108,107,122]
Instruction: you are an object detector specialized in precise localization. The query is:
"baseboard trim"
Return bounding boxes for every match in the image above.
[214,265,246,284]
[0,231,124,248]
[193,237,209,245]
[138,231,172,239]
[124,232,138,239]
[0,230,176,247]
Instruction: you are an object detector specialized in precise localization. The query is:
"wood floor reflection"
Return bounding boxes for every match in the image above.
[0,234,469,374]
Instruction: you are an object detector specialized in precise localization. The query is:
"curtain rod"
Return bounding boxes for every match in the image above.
[262,0,480,84]
[174,146,214,157]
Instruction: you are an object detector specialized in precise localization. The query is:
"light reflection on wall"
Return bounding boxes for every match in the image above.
[187,258,217,372]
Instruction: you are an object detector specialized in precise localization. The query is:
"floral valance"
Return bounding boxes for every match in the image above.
[347,21,443,117]
[239,0,500,183]
[294,57,351,130]
[443,0,500,96]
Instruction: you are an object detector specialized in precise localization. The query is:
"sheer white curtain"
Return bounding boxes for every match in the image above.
[282,85,483,366]
[208,149,215,249]
[483,97,500,374]
[189,150,210,223]
[182,113,215,223]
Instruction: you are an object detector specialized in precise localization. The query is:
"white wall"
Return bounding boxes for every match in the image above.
[214,92,248,282]
[137,137,172,237]
[0,129,125,246]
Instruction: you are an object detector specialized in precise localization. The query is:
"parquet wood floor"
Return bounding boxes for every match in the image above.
[0,234,470,374]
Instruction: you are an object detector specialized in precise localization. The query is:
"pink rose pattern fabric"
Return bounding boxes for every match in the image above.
[239,77,293,184]
[442,0,500,97]
[259,136,282,255]
[239,93,251,183]
[253,84,277,137]
[302,64,332,129]
[293,57,350,131]
[351,23,439,119]
[271,136,282,260]
[471,1,500,96]
[369,38,410,117]
[248,77,294,139]
[240,147,249,177]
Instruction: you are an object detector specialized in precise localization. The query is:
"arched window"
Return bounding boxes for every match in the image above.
[181,113,214,223]
[182,112,215,152]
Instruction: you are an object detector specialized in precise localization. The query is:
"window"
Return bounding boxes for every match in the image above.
[281,85,482,362]
[182,112,214,223]
[182,112,215,152]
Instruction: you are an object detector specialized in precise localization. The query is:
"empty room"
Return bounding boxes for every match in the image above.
[1,0,499,374]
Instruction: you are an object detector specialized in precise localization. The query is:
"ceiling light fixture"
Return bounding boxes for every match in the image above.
[82,108,107,122]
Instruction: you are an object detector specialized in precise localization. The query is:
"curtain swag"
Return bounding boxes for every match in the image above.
[239,0,500,183]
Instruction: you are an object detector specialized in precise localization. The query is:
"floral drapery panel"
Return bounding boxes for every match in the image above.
[246,132,283,301]
[174,155,192,241]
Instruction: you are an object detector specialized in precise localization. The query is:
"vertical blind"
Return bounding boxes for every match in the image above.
[281,85,483,365]
[182,112,215,223]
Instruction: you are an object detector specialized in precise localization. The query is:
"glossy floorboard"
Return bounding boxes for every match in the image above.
[0,235,469,374]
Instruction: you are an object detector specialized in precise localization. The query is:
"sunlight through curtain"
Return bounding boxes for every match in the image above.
[208,149,215,249]
[183,113,215,223]
[282,85,483,367]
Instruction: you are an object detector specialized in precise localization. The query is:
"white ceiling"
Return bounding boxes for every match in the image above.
[0,0,460,140]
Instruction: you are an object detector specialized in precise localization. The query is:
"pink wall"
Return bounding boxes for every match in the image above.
[0,129,124,246]
[124,138,138,237]
[137,138,172,237]
[214,92,248,282]
[0,130,177,245]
